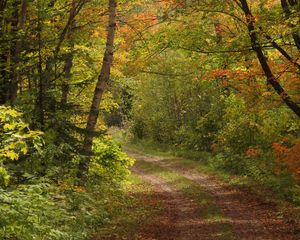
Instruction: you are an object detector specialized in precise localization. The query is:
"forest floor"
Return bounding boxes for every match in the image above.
[123,150,300,240]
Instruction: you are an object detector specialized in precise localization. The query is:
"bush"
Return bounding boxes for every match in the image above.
[0,184,83,240]
[0,181,124,240]
[0,106,43,186]
[89,136,134,185]
[0,106,134,239]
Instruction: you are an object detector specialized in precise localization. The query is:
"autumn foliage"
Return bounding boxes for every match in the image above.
[273,140,300,180]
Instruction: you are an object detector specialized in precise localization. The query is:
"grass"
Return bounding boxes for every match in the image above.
[94,173,162,239]
[110,127,300,220]
[111,127,300,229]
[134,159,235,240]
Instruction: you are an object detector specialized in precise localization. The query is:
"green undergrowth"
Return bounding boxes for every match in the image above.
[110,128,300,219]
[110,127,211,160]
[134,159,235,240]
[0,109,161,240]
[93,173,162,240]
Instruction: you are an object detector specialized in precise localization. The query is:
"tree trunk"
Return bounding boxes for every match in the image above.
[0,0,8,104]
[0,53,8,104]
[43,0,85,97]
[239,0,300,118]
[78,0,117,179]
[17,0,27,95]
[0,0,7,24]
[37,5,44,129]
[9,0,27,105]
[53,0,86,64]
[61,46,74,104]
[280,0,300,51]
[288,0,298,5]
[61,1,76,104]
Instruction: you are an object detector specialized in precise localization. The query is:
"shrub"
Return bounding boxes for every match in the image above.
[89,136,134,185]
[0,106,43,186]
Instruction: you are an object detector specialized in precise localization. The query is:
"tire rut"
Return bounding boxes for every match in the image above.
[132,167,231,240]
[129,151,300,240]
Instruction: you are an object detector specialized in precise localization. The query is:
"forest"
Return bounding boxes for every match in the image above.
[0,0,299,239]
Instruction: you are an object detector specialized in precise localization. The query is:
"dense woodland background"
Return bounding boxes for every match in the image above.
[0,0,299,239]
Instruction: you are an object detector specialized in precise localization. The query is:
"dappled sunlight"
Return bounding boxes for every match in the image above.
[129,151,300,240]
[1,0,299,238]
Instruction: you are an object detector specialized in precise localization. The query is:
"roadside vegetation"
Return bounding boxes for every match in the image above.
[0,0,300,239]
[116,127,300,210]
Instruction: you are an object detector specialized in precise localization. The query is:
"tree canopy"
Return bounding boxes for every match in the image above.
[0,0,299,239]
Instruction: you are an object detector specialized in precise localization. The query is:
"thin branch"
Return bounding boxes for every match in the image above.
[178,46,253,54]
[140,70,193,77]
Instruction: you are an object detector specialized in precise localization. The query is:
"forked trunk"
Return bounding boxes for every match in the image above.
[239,0,300,118]
[280,0,300,51]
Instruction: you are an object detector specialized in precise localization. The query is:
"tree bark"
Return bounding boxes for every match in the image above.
[61,50,73,104]
[53,0,86,63]
[40,0,86,117]
[8,0,20,105]
[17,0,27,95]
[9,0,27,105]
[239,0,300,118]
[37,4,44,129]
[280,0,300,51]
[0,53,8,104]
[0,0,7,23]
[78,0,117,178]
[44,0,86,95]
[260,28,300,72]
[61,1,76,104]
[288,0,298,5]
[0,0,8,104]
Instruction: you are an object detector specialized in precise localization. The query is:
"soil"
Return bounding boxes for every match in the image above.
[132,167,228,240]
[128,151,300,240]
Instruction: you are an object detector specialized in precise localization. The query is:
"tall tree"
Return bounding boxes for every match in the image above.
[9,0,27,105]
[239,0,300,118]
[0,0,8,104]
[61,0,77,104]
[79,0,117,178]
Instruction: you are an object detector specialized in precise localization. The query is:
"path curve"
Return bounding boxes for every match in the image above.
[129,151,300,240]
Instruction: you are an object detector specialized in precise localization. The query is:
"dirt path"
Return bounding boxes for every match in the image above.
[129,151,300,240]
[132,167,231,240]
